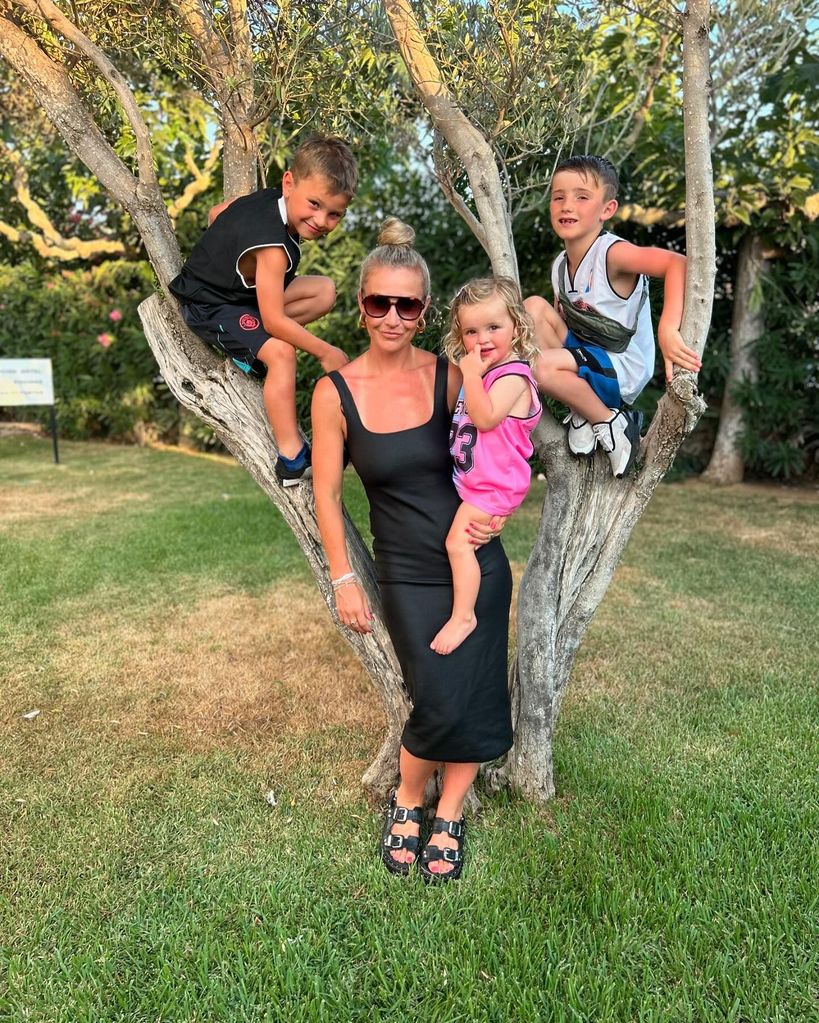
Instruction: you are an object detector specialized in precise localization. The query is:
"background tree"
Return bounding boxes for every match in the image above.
[0,0,716,803]
[587,2,819,484]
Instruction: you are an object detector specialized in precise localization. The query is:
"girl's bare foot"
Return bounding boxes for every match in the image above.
[430,614,477,655]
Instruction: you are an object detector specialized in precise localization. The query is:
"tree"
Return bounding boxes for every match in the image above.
[702,26,819,483]
[0,0,716,804]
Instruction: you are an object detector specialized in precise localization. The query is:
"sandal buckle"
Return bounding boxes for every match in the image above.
[446,821,463,837]
[384,834,404,849]
[442,847,460,862]
[392,806,409,824]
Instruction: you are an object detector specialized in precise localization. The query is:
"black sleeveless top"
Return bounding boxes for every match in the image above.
[169,187,301,306]
[329,357,472,584]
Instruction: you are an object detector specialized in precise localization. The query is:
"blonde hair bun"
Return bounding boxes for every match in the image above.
[378,217,415,248]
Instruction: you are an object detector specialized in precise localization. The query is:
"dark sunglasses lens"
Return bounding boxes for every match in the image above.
[362,295,424,320]
[395,298,424,320]
[363,295,392,317]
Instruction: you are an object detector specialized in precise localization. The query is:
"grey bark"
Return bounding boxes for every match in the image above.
[177,0,259,196]
[702,233,766,484]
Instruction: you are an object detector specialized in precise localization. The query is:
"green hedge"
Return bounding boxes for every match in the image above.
[0,261,184,444]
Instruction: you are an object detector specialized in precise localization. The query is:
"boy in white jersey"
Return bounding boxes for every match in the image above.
[525,155,700,477]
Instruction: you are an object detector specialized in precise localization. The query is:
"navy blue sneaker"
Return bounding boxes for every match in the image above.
[275,446,312,487]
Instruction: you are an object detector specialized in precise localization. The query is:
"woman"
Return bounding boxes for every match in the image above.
[311,219,513,882]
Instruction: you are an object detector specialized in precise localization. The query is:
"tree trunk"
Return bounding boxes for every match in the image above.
[701,233,766,484]
[384,0,517,280]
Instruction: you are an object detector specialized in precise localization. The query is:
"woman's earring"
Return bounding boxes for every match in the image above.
[416,316,427,333]
[358,311,366,329]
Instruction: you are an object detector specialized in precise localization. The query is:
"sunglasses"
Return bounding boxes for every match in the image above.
[361,294,425,320]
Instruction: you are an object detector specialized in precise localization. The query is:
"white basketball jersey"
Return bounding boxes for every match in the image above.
[551,231,655,404]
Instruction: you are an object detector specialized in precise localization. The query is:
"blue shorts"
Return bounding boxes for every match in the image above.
[565,332,622,409]
[181,300,270,376]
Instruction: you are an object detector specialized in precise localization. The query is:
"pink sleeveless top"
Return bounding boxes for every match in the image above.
[450,360,542,516]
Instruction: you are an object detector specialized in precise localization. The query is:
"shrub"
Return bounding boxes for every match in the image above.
[0,261,182,444]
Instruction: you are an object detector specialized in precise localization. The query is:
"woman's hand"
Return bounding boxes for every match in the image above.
[467,514,508,547]
[335,580,374,634]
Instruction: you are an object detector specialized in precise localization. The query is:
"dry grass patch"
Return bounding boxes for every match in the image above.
[6,581,383,753]
[656,481,819,559]
[0,484,149,524]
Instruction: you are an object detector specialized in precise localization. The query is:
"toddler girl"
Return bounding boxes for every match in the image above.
[431,277,542,655]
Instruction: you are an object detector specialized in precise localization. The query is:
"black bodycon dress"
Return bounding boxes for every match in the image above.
[328,358,513,763]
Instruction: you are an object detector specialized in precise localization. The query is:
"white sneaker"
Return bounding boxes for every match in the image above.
[562,412,596,456]
[592,408,644,478]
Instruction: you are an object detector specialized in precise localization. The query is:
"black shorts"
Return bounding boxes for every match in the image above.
[181,300,271,370]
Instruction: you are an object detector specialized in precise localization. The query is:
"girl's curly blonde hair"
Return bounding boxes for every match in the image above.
[441,276,539,366]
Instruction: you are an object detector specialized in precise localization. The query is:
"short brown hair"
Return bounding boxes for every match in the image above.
[442,276,539,366]
[553,155,619,201]
[291,136,358,198]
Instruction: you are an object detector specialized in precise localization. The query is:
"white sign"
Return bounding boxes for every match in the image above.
[0,358,55,406]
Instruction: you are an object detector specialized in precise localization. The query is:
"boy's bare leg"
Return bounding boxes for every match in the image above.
[283,274,336,325]
[431,501,490,656]
[387,748,440,866]
[256,336,302,458]
[534,347,611,423]
[427,761,479,874]
[524,295,568,351]
[256,276,337,459]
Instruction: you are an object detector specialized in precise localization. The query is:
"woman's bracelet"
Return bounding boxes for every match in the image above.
[331,572,356,591]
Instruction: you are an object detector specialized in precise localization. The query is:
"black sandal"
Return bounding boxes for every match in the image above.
[381,792,423,876]
[419,816,466,884]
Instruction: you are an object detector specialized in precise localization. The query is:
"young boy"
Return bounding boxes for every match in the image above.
[525,154,701,478]
[169,136,357,486]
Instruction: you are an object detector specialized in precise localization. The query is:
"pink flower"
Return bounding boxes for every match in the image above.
[109,309,123,322]
[97,333,112,348]
[45,282,56,290]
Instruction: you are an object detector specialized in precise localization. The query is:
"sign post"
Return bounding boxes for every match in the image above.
[0,358,59,463]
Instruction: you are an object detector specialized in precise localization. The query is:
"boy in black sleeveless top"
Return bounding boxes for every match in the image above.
[169,137,357,485]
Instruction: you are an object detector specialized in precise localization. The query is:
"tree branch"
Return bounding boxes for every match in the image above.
[177,0,257,196]
[431,131,487,249]
[0,10,180,285]
[0,140,126,259]
[21,0,157,187]
[385,0,517,279]
[166,142,222,223]
[618,32,671,157]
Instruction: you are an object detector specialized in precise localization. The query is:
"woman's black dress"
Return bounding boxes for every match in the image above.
[328,358,512,763]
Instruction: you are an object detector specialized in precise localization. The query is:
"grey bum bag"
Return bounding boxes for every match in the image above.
[557,252,648,355]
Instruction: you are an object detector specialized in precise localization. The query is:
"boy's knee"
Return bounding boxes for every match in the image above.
[524,295,551,321]
[258,336,296,370]
[533,357,557,393]
[315,276,336,315]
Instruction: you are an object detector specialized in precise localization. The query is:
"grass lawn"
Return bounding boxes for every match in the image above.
[1,435,817,1022]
